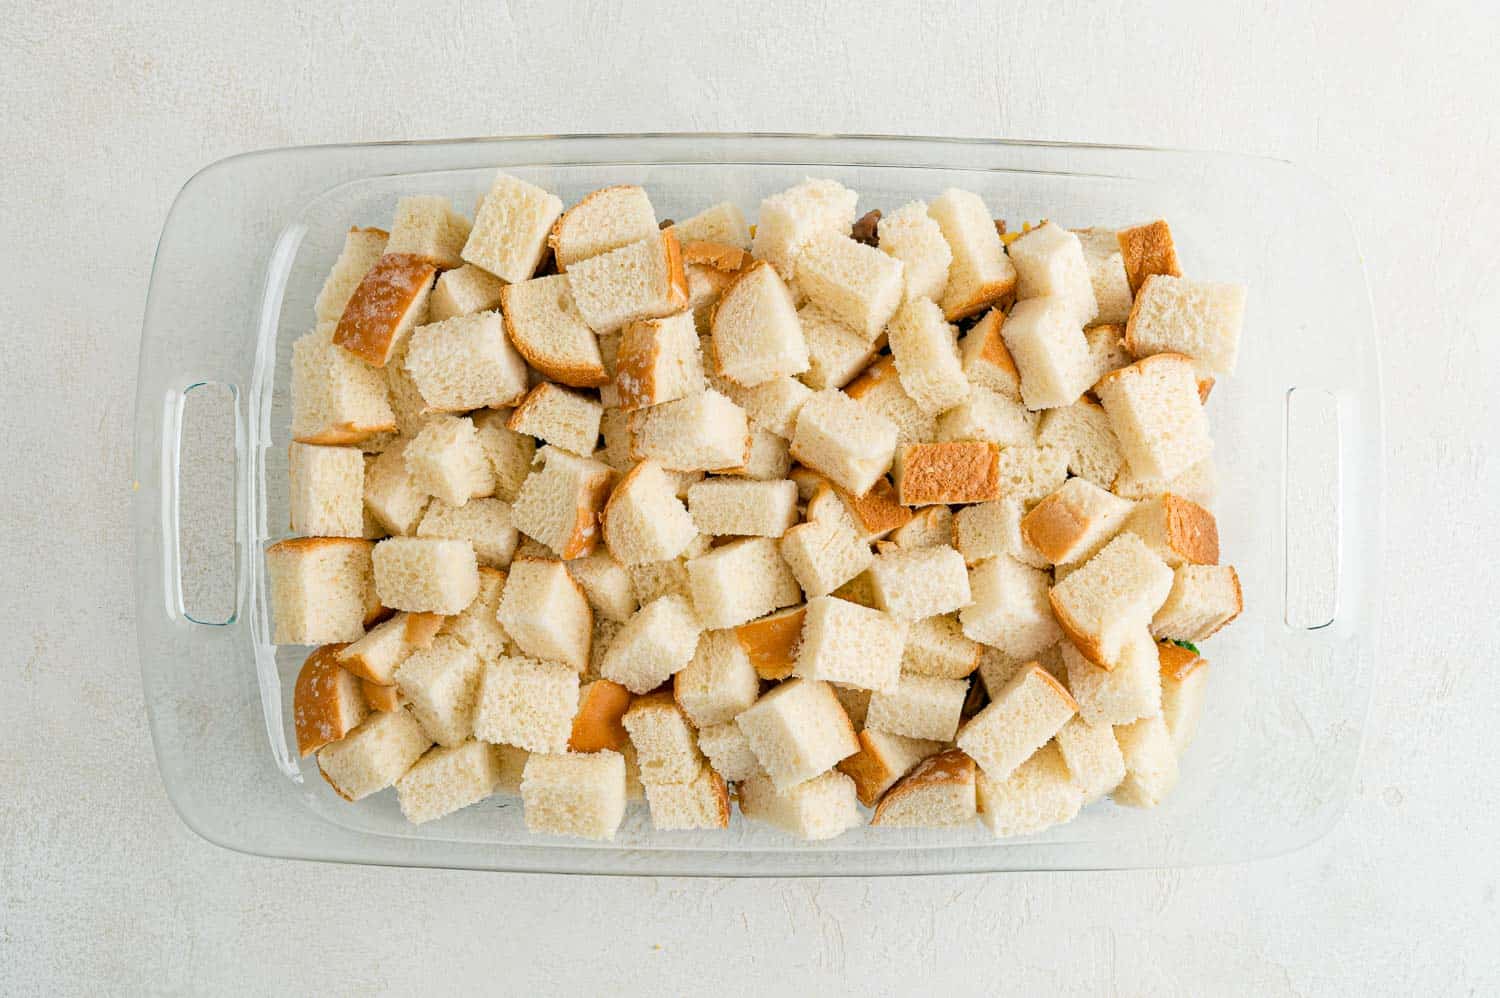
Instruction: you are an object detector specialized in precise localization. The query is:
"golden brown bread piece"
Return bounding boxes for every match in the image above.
[333,253,437,367]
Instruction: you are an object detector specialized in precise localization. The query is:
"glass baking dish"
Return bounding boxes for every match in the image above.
[132,133,1381,875]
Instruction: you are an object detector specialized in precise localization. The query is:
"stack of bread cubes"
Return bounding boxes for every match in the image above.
[272,171,1245,842]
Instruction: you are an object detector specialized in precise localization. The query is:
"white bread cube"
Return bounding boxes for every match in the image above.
[732,604,807,682]
[404,311,529,412]
[795,230,905,339]
[1123,494,1220,567]
[472,409,535,503]
[428,264,506,322]
[317,707,432,801]
[954,499,1048,569]
[1112,455,1217,506]
[1111,714,1179,808]
[404,415,493,506]
[499,273,608,387]
[508,446,614,559]
[736,678,859,791]
[901,614,980,679]
[625,533,711,606]
[417,498,517,570]
[1095,353,1212,481]
[440,566,510,663]
[385,195,472,270]
[1150,564,1243,642]
[789,388,898,497]
[394,635,484,746]
[697,720,760,782]
[993,444,1070,503]
[289,443,365,537]
[723,427,792,480]
[1020,478,1135,566]
[549,184,658,270]
[290,325,397,445]
[1085,322,1135,388]
[671,201,752,250]
[520,750,626,840]
[958,309,1023,402]
[871,748,978,828]
[372,536,479,615]
[886,296,969,414]
[708,371,813,439]
[868,544,972,622]
[1062,630,1161,727]
[687,537,801,628]
[892,441,1001,506]
[891,505,954,550]
[1036,398,1124,488]
[586,616,623,682]
[567,230,688,334]
[878,200,952,302]
[293,645,369,756]
[601,594,702,694]
[461,172,563,283]
[845,356,938,447]
[864,672,968,742]
[597,405,633,471]
[629,389,750,472]
[565,548,638,623]
[751,178,858,279]
[601,461,698,565]
[1116,219,1181,295]
[960,553,1061,658]
[928,188,1016,321]
[710,260,809,386]
[615,311,704,411]
[827,477,912,543]
[956,664,1077,780]
[339,610,444,685]
[792,596,907,694]
[623,692,704,784]
[975,742,1082,836]
[934,386,1037,447]
[1125,275,1245,376]
[315,226,388,322]
[683,247,747,333]
[1158,641,1209,753]
[497,557,592,671]
[396,739,501,824]
[507,383,602,458]
[267,537,380,644]
[567,678,632,754]
[837,728,945,806]
[779,508,874,599]
[687,478,798,538]
[644,766,731,830]
[738,770,862,841]
[1048,532,1174,668]
[382,351,432,437]
[797,302,882,390]
[999,296,1093,410]
[673,628,760,726]
[1074,228,1133,325]
[1053,716,1127,802]
[333,254,437,368]
[1007,221,1098,326]
[472,654,580,752]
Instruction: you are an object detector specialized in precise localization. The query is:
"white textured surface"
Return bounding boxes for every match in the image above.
[3,1,1498,994]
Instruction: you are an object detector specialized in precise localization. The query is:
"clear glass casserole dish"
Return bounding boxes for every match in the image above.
[132,133,1381,875]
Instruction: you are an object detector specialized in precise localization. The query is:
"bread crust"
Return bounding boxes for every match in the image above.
[682,240,749,273]
[896,441,1001,505]
[833,477,913,537]
[844,354,899,400]
[292,419,397,447]
[499,284,610,388]
[660,226,689,311]
[1160,494,1220,565]
[732,605,807,680]
[294,643,363,756]
[870,748,976,823]
[1197,565,1243,640]
[1156,640,1206,681]
[1021,490,1091,564]
[942,275,1016,323]
[1116,221,1180,295]
[333,253,437,367]
[569,678,634,752]
[1048,593,1113,671]
[547,185,648,264]
[1025,661,1081,712]
[838,730,902,807]
[360,678,401,712]
[968,308,1020,379]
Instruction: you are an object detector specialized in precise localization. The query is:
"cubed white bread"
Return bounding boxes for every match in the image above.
[867,545,972,622]
[601,461,698,565]
[794,230,905,339]
[827,477,913,542]
[625,533,711,605]
[340,610,444,685]
[1085,323,1135,389]
[585,616,622,681]
[673,629,760,726]
[290,324,397,445]
[288,443,365,537]
[472,409,536,504]
[506,382,602,458]
[416,497,517,570]
[396,739,502,824]
[953,498,1048,569]
[1053,716,1127,802]
[788,465,829,501]
[371,535,479,615]
[520,750,627,840]
[644,766,731,830]
[601,594,702,694]
[707,370,813,439]
[568,678,633,754]
[567,229,688,334]
[1095,353,1212,481]
[472,654,580,752]
[315,226,389,322]
[1112,455,1217,505]
[1020,478,1135,566]
[614,311,704,411]
[1158,642,1209,753]
[682,244,748,332]
[382,350,431,437]
[622,692,705,784]
[1062,629,1161,727]
[732,604,807,682]
[687,536,801,628]
[723,427,792,481]
[671,201,752,250]
[878,200,953,302]
[844,356,938,447]
[1115,219,1181,296]
[962,551,1061,655]
[993,444,1071,503]
[738,769,863,841]
[958,309,1023,402]
[751,178,859,280]
[1111,714,1179,808]
[267,537,380,644]
[497,273,608,387]
[629,389,750,472]
[440,566,509,662]
[461,172,563,283]
[362,674,400,708]
[778,507,873,599]
[710,260,809,386]
[1072,228,1133,325]
[975,645,1031,698]
[928,188,1017,321]
[293,645,368,756]
[837,728,945,806]
[736,678,859,791]
[1007,222,1098,327]
[935,386,1037,448]
[956,664,1077,780]
[548,185,658,270]
[428,264,506,322]
[333,253,437,368]
[508,446,614,559]
[404,415,493,506]
[565,548,639,623]
[901,613,980,679]
[1000,296,1093,410]
[797,302,883,390]
[697,720,760,782]
[1048,532,1174,668]
[404,310,530,412]
[497,557,593,671]
[597,406,633,471]
[393,635,484,746]
[865,672,968,742]
[791,596,906,694]
[871,748,978,828]
[1036,398,1124,488]
[885,297,968,414]
[1150,564,1243,642]
[892,441,1001,506]
[317,707,432,801]
[1122,494,1219,567]
[891,504,954,550]
[975,742,1082,836]
[789,388,898,497]
[385,195,471,270]
[687,477,798,538]
[1124,274,1246,377]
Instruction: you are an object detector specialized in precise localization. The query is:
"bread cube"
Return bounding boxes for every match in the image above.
[1115,219,1181,295]
[625,533,711,606]
[993,444,1071,503]
[1036,398,1124,488]
[901,614,980,679]
[392,634,484,746]
[404,311,528,411]
[831,476,913,542]
[960,552,1059,656]
[865,545,971,624]
[956,664,1077,780]
[1062,630,1161,727]
[494,274,607,388]
[1053,716,1127,802]
[791,596,906,694]
[797,302,883,390]
[600,594,702,694]
[601,461,698,565]
[361,676,398,709]
[670,629,759,727]
[566,678,633,754]
[506,382,602,458]
[710,260,809,386]
[878,200,953,303]
[1111,714,1179,808]
[789,389,898,497]
[751,178,858,279]
[471,654,580,752]
[315,226,388,322]
[891,505,954,550]
[623,692,705,784]
[372,536,478,615]
[1122,494,1219,567]
[671,201,752,250]
[383,194,471,269]
[1084,322,1135,387]
[415,497,517,570]
[935,385,1037,448]
[1095,353,1212,481]
[614,311,703,411]
[723,427,792,481]
[1150,564,1242,642]
[707,369,813,440]
[778,508,874,599]
[549,184,658,269]
[953,498,1045,568]
[520,750,627,840]
[837,728,945,806]
[687,537,801,629]
[497,557,592,671]
[975,742,1082,836]
[927,188,1016,321]
[317,707,432,801]
[1021,478,1135,566]
[999,296,1093,410]
[404,415,493,506]
[871,748,978,827]
[461,171,563,283]
[289,443,365,537]
[1072,228,1133,325]
[893,441,1000,506]
[1158,641,1209,753]
[440,566,509,663]
[1048,532,1174,668]
[864,672,968,742]
[739,770,863,841]
[687,478,798,538]
[567,229,688,334]
[396,739,501,824]
[885,297,969,414]
[1112,455,1216,506]
[736,679,858,791]
[465,411,532,505]
[333,253,437,367]
[508,446,614,559]
[293,645,369,756]
[565,548,638,623]
[629,389,750,472]
[795,230,905,339]
[267,537,380,644]
[1007,222,1098,327]
[644,766,731,830]
[290,325,397,445]
[732,605,807,682]
[696,720,760,782]
[382,353,432,437]
[339,610,444,684]
[428,264,506,322]
[957,309,1022,402]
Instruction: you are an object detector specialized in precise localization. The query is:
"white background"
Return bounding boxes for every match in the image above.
[3,1,1497,994]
